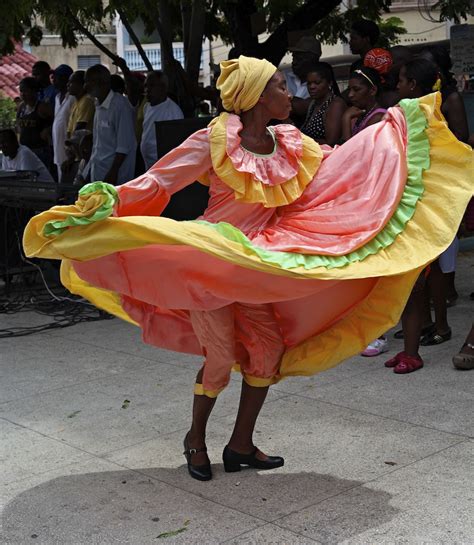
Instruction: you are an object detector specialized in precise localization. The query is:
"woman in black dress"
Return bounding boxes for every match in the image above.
[300,63,347,146]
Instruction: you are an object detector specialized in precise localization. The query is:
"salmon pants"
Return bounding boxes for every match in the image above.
[190,303,285,398]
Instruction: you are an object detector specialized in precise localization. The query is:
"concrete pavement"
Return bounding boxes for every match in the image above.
[1,251,473,544]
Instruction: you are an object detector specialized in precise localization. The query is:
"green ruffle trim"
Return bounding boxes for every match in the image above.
[44,182,118,237]
[194,98,430,270]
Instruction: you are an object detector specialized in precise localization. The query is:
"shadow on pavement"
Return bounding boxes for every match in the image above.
[2,466,399,544]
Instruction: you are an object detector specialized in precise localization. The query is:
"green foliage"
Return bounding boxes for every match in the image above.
[0,97,17,130]
[312,2,406,47]
[434,0,472,24]
[0,0,470,57]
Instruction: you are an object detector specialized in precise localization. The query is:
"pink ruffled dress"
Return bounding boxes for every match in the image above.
[23,96,474,398]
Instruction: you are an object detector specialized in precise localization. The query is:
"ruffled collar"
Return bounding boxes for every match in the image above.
[201,112,323,208]
[226,114,306,187]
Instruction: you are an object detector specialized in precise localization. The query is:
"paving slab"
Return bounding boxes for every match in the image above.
[277,440,474,545]
[107,393,462,523]
[0,419,93,486]
[0,364,287,457]
[294,350,474,437]
[47,317,202,371]
[0,333,165,404]
[223,523,322,544]
[1,458,262,545]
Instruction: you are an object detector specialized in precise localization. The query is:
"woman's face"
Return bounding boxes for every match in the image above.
[306,72,330,100]
[347,77,375,109]
[260,71,292,120]
[397,66,417,99]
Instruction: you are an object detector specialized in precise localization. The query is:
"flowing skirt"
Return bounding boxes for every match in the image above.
[23,94,473,385]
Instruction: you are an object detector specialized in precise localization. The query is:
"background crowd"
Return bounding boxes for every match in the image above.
[0,18,473,370]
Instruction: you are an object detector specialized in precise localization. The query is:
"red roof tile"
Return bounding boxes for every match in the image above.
[0,43,37,100]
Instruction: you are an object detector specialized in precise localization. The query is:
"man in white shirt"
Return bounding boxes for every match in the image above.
[51,64,75,182]
[84,64,136,185]
[0,129,54,182]
[141,71,184,169]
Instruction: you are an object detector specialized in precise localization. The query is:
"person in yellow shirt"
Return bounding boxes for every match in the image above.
[67,71,95,137]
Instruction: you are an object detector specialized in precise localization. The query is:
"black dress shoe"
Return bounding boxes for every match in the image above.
[222,445,284,473]
[183,434,212,481]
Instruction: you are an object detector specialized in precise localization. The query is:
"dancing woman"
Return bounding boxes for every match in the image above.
[24,57,473,481]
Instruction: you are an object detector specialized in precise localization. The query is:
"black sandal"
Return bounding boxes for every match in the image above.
[183,433,212,481]
[420,328,452,346]
[452,343,474,370]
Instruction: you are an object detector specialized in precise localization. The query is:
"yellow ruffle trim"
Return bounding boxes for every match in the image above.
[199,113,323,208]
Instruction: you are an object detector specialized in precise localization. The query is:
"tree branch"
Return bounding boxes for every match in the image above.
[117,9,154,71]
[65,8,118,61]
[258,0,342,65]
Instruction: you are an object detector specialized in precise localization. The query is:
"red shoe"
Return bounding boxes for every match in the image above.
[393,353,424,374]
[384,351,405,368]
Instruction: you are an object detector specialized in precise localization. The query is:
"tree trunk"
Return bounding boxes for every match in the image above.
[185,0,206,83]
[117,9,154,71]
[221,0,259,57]
[180,0,192,57]
[157,0,176,72]
[145,0,196,116]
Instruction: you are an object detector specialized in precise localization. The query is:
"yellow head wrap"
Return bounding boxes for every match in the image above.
[217,55,277,114]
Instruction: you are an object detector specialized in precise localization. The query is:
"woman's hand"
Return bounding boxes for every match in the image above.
[343,106,365,121]
[341,106,364,143]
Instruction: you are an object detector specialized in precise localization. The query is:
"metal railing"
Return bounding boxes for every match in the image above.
[124,43,202,71]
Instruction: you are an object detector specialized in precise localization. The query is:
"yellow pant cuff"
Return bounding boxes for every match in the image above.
[242,374,278,388]
[194,383,223,398]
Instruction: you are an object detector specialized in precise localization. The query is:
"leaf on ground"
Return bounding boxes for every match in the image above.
[121,399,130,409]
[156,527,188,539]
[67,410,81,418]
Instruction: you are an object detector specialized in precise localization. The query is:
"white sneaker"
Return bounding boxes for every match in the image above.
[361,337,389,357]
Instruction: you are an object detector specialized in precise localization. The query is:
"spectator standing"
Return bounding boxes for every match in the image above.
[0,129,54,182]
[342,67,386,141]
[16,77,53,171]
[341,66,389,357]
[384,59,442,373]
[379,45,413,108]
[111,74,126,95]
[300,62,347,146]
[74,132,93,185]
[363,48,396,108]
[419,46,469,318]
[84,64,136,185]
[141,71,184,169]
[32,60,57,109]
[349,20,380,73]
[51,65,75,182]
[67,71,95,136]
[282,36,322,123]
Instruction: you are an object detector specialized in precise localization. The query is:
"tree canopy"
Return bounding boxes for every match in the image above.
[1,0,470,110]
[2,0,471,69]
